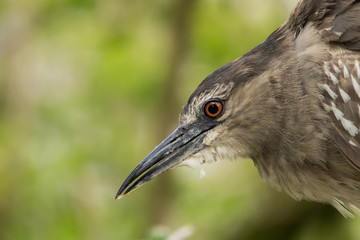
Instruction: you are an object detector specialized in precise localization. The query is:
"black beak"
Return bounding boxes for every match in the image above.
[115,121,217,199]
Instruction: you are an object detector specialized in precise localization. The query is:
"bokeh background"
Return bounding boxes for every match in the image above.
[0,0,359,239]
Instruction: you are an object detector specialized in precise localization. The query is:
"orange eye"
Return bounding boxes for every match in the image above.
[204,100,224,118]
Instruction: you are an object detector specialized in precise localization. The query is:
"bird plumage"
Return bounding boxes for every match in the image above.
[117,0,360,217]
[239,0,360,217]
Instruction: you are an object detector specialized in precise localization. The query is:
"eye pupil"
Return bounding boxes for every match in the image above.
[204,100,223,118]
[208,104,219,114]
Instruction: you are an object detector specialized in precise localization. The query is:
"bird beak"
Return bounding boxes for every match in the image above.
[115,121,218,199]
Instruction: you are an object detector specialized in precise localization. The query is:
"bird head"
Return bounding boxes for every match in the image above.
[115,34,289,199]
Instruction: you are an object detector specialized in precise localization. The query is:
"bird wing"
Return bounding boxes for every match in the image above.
[327,0,360,51]
[322,55,360,169]
[318,0,360,169]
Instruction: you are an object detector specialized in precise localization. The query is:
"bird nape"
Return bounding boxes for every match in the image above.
[116,0,360,217]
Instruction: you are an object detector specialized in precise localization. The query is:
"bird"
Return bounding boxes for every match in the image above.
[116,0,360,217]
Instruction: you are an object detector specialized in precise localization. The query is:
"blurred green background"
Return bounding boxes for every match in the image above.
[0,0,359,239]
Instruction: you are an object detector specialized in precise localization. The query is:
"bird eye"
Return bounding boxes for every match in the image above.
[204,100,224,118]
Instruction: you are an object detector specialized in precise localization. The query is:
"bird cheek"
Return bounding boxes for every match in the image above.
[202,128,220,146]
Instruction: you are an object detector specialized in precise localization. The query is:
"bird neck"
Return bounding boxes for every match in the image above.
[248,25,330,180]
